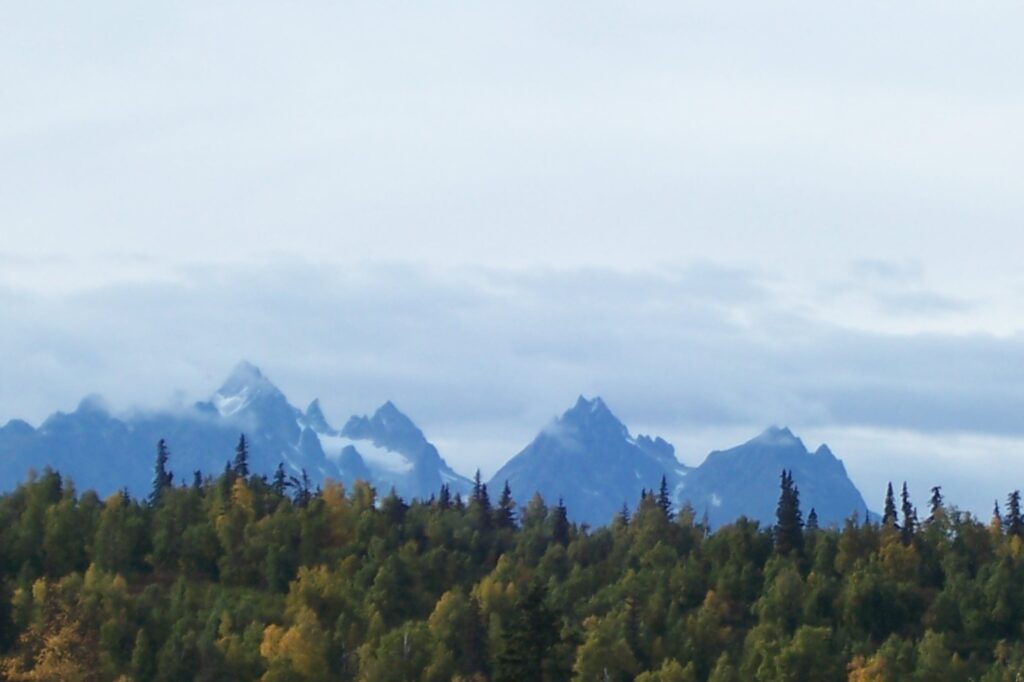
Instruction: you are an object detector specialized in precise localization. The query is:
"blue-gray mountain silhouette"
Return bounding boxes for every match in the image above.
[679,426,871,528]
[0,362,468,501]
[489,396,690,528]
[490,398,871,528]
[315,401,473,499]
[0,366,872,528]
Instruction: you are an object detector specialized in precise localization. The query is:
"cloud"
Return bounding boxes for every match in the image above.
[2,258,1024,517]
[870,290,972,316]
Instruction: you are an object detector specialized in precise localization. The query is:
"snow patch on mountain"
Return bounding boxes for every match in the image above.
[319,434,414,474]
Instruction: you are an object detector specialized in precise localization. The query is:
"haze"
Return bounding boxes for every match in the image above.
[3,2,1023,517]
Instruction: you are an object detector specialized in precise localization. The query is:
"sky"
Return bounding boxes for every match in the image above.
[2,2,1024,517]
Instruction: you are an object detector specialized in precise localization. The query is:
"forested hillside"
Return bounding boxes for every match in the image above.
[1,440,1024,681]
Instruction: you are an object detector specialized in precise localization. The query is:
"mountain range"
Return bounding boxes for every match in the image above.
[0,362,871,528]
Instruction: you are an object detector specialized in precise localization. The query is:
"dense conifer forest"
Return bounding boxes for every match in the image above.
[1,438,1024,680]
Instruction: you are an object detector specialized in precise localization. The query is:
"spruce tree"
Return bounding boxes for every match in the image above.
[774,470,804,555]
[494,581,557,682]
[657,475,673,520]
[289,469,312,508]
[472,469,485,501]
[464,596,490,677]
[624,595,646,670]
[272,463,287,497]
[149,439,173,505]
[470,470,492,530]
[618,502,631,527]
[552,498,570,546]
[494,481,517,529]
[900,482,917,544]
[927,486,944,523]
[806,507,819,531]
[1006,490,1023,537]
[233,434,250,477]
[437,484,451,510]
[882,482,898,527]
[381,487,408,525]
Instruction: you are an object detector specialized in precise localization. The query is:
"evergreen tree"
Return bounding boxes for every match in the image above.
[900,482,917,544]
[381,487,408,525]
[552,498,571,546]
[774,470,804,555]
[1006,490,1023,537]
[624,595,646,670]
[472,470,490,507]
[657,475,674,520]
[494,481,517,530]
[464,596,490,677]
[437,484,451,510]
[927,486,944,522]
[617,502,631,527]
[494,581,558,682]
[470,470,492,530]
[272,463,287,497]
[882,482,898,527]
[149,439,173,505]
[806,507,819,531]
[192,470,203,490]
[232,434,250,477]
[289,470,312,508]
[219,460,235,498]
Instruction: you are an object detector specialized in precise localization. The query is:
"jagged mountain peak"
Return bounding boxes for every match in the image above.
[374,400,416,428]
[751,425,804,449]
[211,361,290,419]
[333,402,471,499]
[344,401,423,443]
[490,395,680,527]
[684,426,868,528]
[814,443,837,459]
[559,395,630,440]
[636,434,676,462]
[303,399,336,435]
[217,361,276,396]
[568,394,610,416]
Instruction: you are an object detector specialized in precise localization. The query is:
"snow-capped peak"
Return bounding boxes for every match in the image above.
[753,425,803,448]
[217,361,271,395]
[211,361,286,417]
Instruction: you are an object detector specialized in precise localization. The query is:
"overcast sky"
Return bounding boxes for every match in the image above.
[3,2,1023,516]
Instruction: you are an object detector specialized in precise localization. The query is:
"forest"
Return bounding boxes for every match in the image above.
[1,437,1024,681]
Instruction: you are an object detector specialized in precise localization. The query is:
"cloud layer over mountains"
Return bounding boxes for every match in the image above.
[1,259,1023,517]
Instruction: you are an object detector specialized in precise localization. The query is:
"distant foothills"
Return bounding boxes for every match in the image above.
[0,362,873,528]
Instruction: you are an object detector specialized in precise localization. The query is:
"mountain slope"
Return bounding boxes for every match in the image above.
[0,367,873,527]
[680,426,870,528]
[314,401,472,500]
[489,396,688,527]
[0,362,469,501]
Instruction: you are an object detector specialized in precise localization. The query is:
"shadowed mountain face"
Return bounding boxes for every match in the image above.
[323,401,473,500]
[678,426,871,529]
[490,399,871,529]
[0,362,468,501]
[0,366,871,528]
[488,396,691,528]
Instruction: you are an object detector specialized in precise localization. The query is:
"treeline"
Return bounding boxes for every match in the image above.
[1,439,1024,680]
